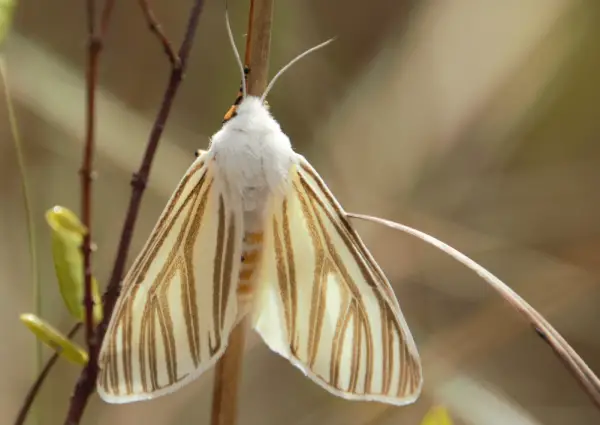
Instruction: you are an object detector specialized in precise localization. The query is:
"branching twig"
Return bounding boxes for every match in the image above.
[62,2,207,424]
[347,212,600,410]
[138,0,179,67]
[210,1,272,425]
[13,323,82,425]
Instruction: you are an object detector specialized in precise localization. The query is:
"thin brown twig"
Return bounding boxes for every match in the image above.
[62,2,207,424]
[14,324,82,425]
[99,0,116,37]
[138,0,180,67]
[347,212,600,411]
[67,0,106,418]
[80,0,102,375]
[210,1,273,425]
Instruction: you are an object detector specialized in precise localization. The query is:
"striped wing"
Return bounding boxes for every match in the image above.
[98,153,244,403]
[253,156,422,405]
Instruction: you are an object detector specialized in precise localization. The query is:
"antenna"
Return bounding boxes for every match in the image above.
[225,0,247,98]
[260,38,335,103]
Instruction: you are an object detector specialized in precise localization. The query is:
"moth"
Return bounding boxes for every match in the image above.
[97,11,423,407]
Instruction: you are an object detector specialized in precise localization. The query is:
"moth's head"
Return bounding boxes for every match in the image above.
[235,96,269,117]
[223,95,276,131]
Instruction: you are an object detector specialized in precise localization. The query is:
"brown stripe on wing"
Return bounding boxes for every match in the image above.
[293,183,326,363]
[122,299,134,394]
[272,214,292,340]
[379,301,393,394]
[147,304,158,391]
[210,195,227,356]
[107,309,121,394]
[307,260,329,367]
[220,211,238,330]
[157,261,180,384]
[281,198,300,352]
[348,302,363,393]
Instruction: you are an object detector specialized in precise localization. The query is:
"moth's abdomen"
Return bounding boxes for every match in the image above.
[237,231,263,304]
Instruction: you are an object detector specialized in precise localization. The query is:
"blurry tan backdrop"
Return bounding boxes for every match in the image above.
[1,0,600,424]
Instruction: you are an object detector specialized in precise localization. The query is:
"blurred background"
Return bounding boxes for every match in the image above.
[1,0,600,424]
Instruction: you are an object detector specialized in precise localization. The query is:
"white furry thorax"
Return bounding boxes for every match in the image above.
[207,96,296,214]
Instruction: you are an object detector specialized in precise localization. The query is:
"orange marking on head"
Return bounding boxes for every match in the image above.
[222,67,250,124]
[223,103,239,123]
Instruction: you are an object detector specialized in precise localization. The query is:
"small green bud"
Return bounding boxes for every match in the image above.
[20,313,88,366]
[45,206,103,324]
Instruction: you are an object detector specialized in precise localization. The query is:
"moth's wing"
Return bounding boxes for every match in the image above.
[253,156,422,406]
[98,154,244,403]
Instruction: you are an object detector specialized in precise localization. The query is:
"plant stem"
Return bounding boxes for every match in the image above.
[0,56,42,425]
[348,212,600,411]
[64,0,114,422]
[210,323,249,425]
[138,0,179,67]
[99,0,116,37]
[62,2,206,424]
[80,0,101,366]
[246,0,273,97]
[210,1,273,425]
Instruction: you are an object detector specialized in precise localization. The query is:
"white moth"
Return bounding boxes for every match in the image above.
[97,10,422,407]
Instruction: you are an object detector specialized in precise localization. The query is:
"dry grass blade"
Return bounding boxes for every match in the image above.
[347,212,600,410]
[0,55,43,424]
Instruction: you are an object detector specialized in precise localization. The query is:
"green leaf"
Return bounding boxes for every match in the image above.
[20,313,88,366]
[420,406,453,425]
[45,206,103,324]
[0,0,17,47]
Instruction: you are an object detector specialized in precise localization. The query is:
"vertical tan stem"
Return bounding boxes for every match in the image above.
[247,0,273,96]
[210,321,249,425]
[210,1,274,425]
